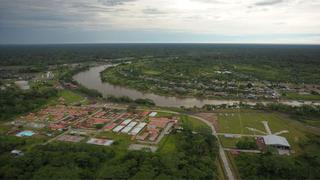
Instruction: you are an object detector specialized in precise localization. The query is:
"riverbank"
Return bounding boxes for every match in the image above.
[73,65,320,108]
[100,61,320,102]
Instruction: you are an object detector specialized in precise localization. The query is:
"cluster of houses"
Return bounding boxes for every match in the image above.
[136,117,177,142]
[116,68,284,99]
[12,105,94,133]
[109,111,178,143]
[11,104,179,146]
[22,105,92,123]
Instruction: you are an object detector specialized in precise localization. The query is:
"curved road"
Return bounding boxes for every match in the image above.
[92,104,236,180]
[137,108,236,180]
[187,114,235,180]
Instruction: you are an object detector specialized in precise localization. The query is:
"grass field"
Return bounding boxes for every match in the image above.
[58,90,87,105]
[217,111,310,152]
[0,124,10,135]
[47,90,88,106]
[158,113,212,155]
[157,135,177,155]
[155,112,175,117]
[219,135,240,148]
[180,115,212,133]
[95,131,131,150]
[284,92,320,101]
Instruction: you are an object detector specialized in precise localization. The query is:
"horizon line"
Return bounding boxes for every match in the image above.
[1,42,320,46]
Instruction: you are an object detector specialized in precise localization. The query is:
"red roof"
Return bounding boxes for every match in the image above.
[148,117,172,129]
[141,111,150,116]
[104,123,117,130]
[89,117,111,124]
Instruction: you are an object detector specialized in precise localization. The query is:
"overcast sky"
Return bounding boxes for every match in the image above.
[0,0,320,44]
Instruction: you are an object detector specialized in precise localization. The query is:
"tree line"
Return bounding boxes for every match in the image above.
[0,123,219,179]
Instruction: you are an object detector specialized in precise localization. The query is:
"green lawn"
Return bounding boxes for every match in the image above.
[58,90,87,105]
[180,115,212,133]
[47,90,87,106]
[157,135,177,155]
[219,135,240,148]
[217,112,265,135]
[217,111,310,153]
[0,124,10,135]
[284,92,320,101]
[155,112,175,117]
[143,69,161,76]
[95,131,131,150]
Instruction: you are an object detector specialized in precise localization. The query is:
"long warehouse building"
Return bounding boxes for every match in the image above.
[121,121,137,133]
[130,122,147,135]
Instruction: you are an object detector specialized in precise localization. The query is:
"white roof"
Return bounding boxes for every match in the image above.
[121,122,137,133]
[127,121,137,127]
[149,112,157,117]
[130,122,147,135]
[263,135,290,147]
[11,150,22,154]
[121,119,132,125]
[113,125,125,132]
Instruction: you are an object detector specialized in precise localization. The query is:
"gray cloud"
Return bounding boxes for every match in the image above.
[0,1,109,29]
[98,0,136,6]
[142,8,166,15]
[0,0,319,44]
[71,3,113,12]
[191,0,224,4]
[255,0,284,6]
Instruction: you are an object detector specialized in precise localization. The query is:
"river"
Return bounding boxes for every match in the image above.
[73,65,319,108]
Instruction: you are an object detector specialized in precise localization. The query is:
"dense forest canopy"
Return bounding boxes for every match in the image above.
[0,85,58,121]
[0,125,219,179]
[235,135,320,179]
[1,44,320,66]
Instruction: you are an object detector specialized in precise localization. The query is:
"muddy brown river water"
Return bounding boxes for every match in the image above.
[73,65,319,108]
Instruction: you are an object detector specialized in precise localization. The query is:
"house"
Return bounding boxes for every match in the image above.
[141,111,150,116]
[49,124,67,131]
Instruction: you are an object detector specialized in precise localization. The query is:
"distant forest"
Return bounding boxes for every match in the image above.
[1,44,320,66]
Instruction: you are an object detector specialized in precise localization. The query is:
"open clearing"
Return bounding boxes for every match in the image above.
[58,90,87,105]
[217,111,310,152]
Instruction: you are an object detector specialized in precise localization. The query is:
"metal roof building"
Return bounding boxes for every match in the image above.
[121,121,137,133]
[130,122,147,135]
[262,135,290,149]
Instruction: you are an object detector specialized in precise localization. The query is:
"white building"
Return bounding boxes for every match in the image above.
[262,135,290,150]
[149,112,157,117]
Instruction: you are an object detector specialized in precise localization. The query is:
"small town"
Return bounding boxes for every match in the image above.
[8,102,180,151]
[1,2,320,178]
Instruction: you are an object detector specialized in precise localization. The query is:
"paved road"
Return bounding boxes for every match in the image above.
[262,121,272,134]
[188,114,236,180]
[91,105,236,180]
[217,133,262,137]
[224,148,261,153]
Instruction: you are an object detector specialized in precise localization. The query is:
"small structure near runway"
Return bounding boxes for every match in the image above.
[262,135,290,149]
[257,135,290,155]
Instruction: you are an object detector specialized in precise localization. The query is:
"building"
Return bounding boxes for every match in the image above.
[11,150,24,156]
[261,135,290,150]
[149,112,157,117]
